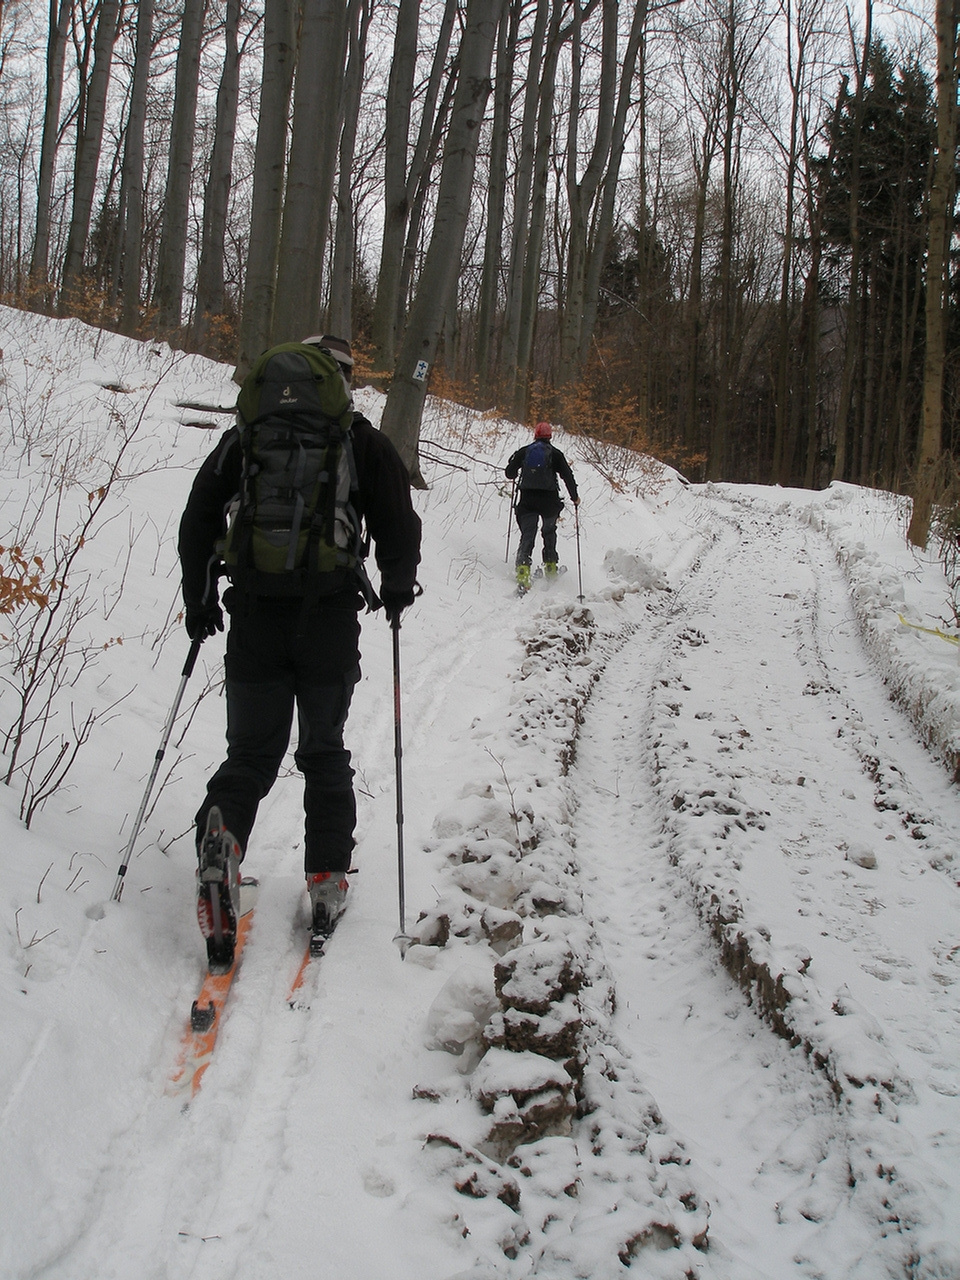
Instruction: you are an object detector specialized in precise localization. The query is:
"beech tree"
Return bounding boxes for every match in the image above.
[560,0,620,376]
[272,0,349,343]
[574,0,648,380]
[502,0,564,415]
[705,0,774,480]
[908,0,959,546]
[193,0,243,349]
[117,0,153,335]
[370,0,457,372]
[380,0,504,480]
[0,3,35,294]
[61,0,122,310]
[474,0,520,393]
[235,0,297,378]
[770,0,820,485]
[328,0,374,339]
[31,0,73,300]
[153,0,208,332]
[827,8,872,483]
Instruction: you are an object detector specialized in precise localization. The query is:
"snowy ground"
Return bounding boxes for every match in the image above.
[1,308,959,1280]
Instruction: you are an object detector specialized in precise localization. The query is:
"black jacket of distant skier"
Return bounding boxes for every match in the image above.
[505,441,579,517]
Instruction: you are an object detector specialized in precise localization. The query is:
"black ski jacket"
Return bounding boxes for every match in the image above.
[179,411,421,615]
[505,442,579,516]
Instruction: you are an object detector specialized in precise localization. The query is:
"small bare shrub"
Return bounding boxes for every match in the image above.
[1,347,187,825]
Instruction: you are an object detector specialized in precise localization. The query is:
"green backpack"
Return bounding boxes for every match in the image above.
[219,342,372,602]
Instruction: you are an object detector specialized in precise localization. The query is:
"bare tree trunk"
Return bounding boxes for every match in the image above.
[509,0,564,417]
[579,0,648,367]
[500,0,550,381]
[708,0,739,481]
[31,0,73,303]
[154,0,208,333]
[380,0,503,482]
[887,238,926,488]
[273,0,349,343]
[831,4,872,482]
[370,0,457,372]
[235,0,297,380]
[119,0,154,336]
[474,0,518,394]
[371,0,419,370]
[397,66,457,344]
[908,0,959,546]
[707,0,771,481]
[682,83,720,463]
[328,0,372,338]
[194,0,241,349]
[772,0,813,485]
[61,0,121,310]
[801,82,843,489]
[560,0,618,376]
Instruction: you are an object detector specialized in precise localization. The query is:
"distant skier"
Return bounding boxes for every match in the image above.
[505,422,579,593]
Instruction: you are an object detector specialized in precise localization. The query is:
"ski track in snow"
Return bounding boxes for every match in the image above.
[17,580,520,1280]
[566,490,960,1279]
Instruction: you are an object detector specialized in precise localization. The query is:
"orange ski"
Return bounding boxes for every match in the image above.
[286,874,350,1007]
[286,932,331,1008]
[167,882,258,1099]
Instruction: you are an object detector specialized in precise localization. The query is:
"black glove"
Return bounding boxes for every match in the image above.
[381,588,416,626]
[185,603,224,640]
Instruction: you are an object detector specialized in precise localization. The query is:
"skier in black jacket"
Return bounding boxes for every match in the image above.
[504,422,579,593]
[178,334,421,962]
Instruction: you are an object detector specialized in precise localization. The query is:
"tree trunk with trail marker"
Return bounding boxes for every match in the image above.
[379,0,503,485]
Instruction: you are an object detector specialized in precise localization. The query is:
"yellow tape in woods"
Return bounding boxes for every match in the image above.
[898,614,960,646]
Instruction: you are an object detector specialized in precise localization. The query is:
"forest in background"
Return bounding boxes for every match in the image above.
[0,0,955,519]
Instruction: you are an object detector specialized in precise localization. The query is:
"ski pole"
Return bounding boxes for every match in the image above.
[391,614,415,955]
[505,477,516,562]
[575,502,584,601]
[111,635,203,902]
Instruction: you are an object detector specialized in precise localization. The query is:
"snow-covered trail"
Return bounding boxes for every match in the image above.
[29,489,960,1280]
[7,312,960,1280]
[570,490,960,1278]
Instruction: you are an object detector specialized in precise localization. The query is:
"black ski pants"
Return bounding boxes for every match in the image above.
[515,497,561,567]
[196,600,360,874]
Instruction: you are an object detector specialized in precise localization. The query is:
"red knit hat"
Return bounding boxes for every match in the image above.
[534,421,552,439]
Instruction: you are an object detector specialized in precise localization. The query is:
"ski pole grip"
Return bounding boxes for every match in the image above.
[182,634,203,678]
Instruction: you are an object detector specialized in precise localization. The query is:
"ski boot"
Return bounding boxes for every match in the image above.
[543,560,559,578]
[307,871,349,953]
[197,806,242,974]
[516,563,532,595]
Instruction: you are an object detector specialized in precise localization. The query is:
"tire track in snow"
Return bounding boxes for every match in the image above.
[586,489,960,1277]
[571,622,856,1280]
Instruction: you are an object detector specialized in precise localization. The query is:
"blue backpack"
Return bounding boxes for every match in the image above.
[519,439,555,491]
